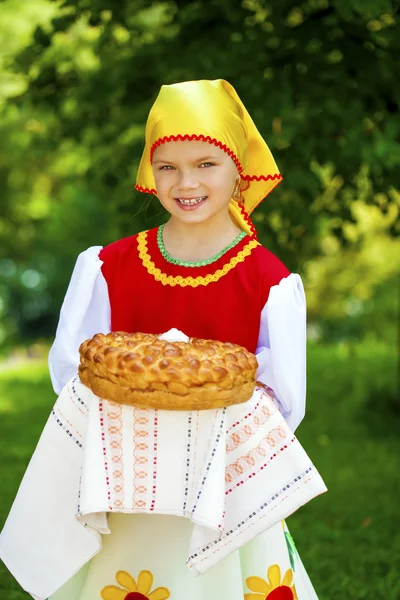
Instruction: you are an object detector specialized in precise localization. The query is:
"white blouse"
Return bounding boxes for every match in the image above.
[49,248,307,431]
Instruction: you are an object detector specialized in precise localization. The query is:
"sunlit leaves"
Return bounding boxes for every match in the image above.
[0,0,398,345]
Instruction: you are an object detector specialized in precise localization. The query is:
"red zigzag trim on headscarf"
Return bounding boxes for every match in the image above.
[135,184,157,194]
[150,134,243,172]
[148,134,282,184]
[134,174,283,196]
[241,173,283,182]
[233,199,258,240]
[231,176,284,240]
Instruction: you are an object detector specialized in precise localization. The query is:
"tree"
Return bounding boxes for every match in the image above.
[0,0,399,343]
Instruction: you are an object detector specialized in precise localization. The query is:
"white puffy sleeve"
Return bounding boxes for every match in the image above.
[48,247,111,395]
[255,273,307,432]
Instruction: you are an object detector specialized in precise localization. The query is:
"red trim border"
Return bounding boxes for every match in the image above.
[150,134,244,172]
[232,199,258,239]
[135,183,157,195]
[149,134,283,185]
[241,173,282,182]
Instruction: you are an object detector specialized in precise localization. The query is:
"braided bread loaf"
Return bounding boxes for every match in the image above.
[78,332,257,410]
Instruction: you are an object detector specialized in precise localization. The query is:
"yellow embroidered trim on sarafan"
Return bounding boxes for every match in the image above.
[137,230,260,287]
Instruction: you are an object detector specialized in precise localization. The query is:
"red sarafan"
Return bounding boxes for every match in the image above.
[99,227,289,355]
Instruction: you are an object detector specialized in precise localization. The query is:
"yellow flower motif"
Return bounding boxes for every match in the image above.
[244,564,298,600]
[101,570,170,600]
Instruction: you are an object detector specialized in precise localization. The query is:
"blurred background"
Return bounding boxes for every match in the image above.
[0,0,399,598]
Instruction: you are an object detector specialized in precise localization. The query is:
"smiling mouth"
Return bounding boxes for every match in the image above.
[176,196,207,206]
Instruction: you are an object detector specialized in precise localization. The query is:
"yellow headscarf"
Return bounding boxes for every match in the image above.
[135,79,282,238]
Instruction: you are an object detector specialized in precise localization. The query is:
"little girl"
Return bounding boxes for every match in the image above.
[0,80,325,600]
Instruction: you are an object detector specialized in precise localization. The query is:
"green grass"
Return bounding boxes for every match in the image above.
[0,344,399,599]
[0,363,57,599]
[290,342,400,599]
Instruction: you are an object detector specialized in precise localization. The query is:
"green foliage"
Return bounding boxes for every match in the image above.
[292,341,400,599]
[0,342,399,598]
[305,184,400,344]
[0,0,399,344]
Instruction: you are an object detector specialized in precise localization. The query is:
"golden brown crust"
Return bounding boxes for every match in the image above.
[78,332,257,410]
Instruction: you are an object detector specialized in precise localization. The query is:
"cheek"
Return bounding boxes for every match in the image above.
[153,172,175,195]
[206,171,235,198]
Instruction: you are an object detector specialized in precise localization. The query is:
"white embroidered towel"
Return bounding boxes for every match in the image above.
[0,377,326,599]
[0,378,102,600]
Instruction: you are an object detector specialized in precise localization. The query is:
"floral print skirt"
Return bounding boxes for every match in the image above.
[50,513,318,600]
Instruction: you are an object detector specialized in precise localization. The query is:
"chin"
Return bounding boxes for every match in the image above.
[165,203,208,221]
[173,216,208,226]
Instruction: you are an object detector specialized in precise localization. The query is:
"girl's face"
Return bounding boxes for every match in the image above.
[152,140,239,225]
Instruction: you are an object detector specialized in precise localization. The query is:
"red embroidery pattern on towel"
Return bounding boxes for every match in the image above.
[226,403,273,453]
[99,401,112,509]
[225,424,288,485]
[106,403,124,508]
[67,384,87,417]
[132,408,150,508]
[150,411,158,511]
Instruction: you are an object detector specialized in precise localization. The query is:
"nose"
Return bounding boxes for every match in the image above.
[177,169,200,192]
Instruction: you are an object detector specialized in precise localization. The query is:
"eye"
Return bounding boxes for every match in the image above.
[199,162,216,168]
[159,165,175,171]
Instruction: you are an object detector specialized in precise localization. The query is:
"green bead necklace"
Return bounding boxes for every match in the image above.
[157,223,246,268]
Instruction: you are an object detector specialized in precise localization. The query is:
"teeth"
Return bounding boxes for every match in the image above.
[178,196,206,206]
